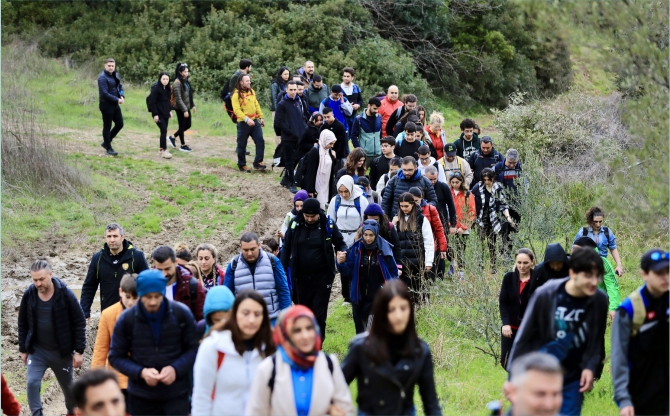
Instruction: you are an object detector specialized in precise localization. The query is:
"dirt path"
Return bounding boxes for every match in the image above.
[1,127,322,414]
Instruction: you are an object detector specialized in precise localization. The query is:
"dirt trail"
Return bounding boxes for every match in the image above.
[1,127,312,414]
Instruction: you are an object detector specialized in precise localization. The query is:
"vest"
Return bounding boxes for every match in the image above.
[396,214,425,267]
[232,251,280,318]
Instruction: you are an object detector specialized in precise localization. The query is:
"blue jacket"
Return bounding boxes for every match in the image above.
[494,159,523,194]
[573,226,617,257]
[98,70,124,104]
[108,299,198,400]
[340,237,399,304]
[351,112,382,156]
[223,253,291,312]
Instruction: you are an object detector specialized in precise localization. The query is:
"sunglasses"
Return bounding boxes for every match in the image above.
[651,252,670,261]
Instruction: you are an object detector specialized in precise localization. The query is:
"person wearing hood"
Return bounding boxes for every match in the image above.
[358,203,402,263]
[279,190,309,245]
[528,243,570,298]
[275,81,308,193]
[192,291,276,416]
[148,71,174,159]
[196,285,235,339]
[453,118,480,160]
[417,145,447,183]
[299,130,338,209]
[340,220,399,333]
[295,112,323,163]
[246,306,354,416]
[80,222,150,319]
[170,62,195,153]
[98,58,125,156]
[382,156,438,218]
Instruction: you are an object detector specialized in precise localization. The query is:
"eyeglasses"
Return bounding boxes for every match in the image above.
[651,252,670,261]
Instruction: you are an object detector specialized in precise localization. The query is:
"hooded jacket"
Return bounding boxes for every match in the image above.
[419,200,448,253]
[528,243,570,297]
[468,148,503,185]
[453,132,480,160]
[327,176,369,247]
[148,82,172,119]
[351,111,382,157]
[275,93,308,143]
[296,124,320,163]
[80,239,149,318]
[341,236,399,304]
[381,169,438,218]
[306,83,330,112]
[499,269,532,328]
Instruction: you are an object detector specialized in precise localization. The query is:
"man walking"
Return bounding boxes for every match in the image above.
[381,156,438,218]
[321,107,348,169]
[454,118,480,160]
[385,94,418,137]
[298,60,315,85]
[320,84,353,133]
[378,85,403,136]
[222,58,252,101]
[350,98,382,168]
[306,74,330,113]
[98,58,125,156]
[468,135,503,186]
[281,198,347,339]
[232,74,266,173]
[275,81,307,193]
[80,223,149,319]
[439,143,473,188]
[341,67,364,137]
[19,259,86,416]
[152,245,206,321]
[109,269,199,416]
[503,353,564,416]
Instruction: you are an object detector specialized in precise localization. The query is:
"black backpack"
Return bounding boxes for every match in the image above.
[146,81,158,112]
[223,92,237,123]
[220,78,231,102]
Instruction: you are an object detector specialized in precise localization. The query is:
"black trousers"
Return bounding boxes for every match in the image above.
[479,223,498,267]
[99,102,124,147]
[352,297,374,334]
[500,327,518,370]
[294,271,333,341]
[281,140,296,182]
[128,393,189,416]
[174,110,191,145]
[155,117,169,150]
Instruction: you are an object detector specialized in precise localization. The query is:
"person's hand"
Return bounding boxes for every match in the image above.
[184,111,189,118]
[118,97,124,105]
[336,251,347,264]
[398,269,402,276]
[157,366,177,385]
[141,368,161,386]
[328,404,346,416]
[619,405,635,416]
[73,353,84,368]
[308,192,316,198]
[508,219,516,229]
[425,265,432,271]
[579,369,594,393]
[448,227,457,235]
[502,325,513,338]
[392,216,399,225]
[609,310,616,321]
[21,352,28,365]
[339,94,345,103]
[277,230,284,238]
[440,252,447,259]
[615,265,624,277]
[153,116,159,123]
[457,228,465,235]
[246,118,255,127]
[352,104,360,110]
[169,111,172,119]
[192,106,196,114]
[260,118,265,127]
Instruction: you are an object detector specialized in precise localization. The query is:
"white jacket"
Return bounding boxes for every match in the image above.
[327,195,369,247]
[418,157,447,184]
[191,330,266,416]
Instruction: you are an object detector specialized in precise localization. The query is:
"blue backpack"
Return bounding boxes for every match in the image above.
[334,195,361,220]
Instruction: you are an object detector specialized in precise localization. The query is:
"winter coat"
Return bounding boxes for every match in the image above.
[81,239,149,318]
[419,200,448,253]
[341,237,399,304]
[432,180,457,229]
[275,94,308,143]
[381,169,438,218]
[322,119,348,160]
[270,80,287,111]
[327,194,369,248]
[528,243,570,297]
[300,146,337,197]
[1,375,21,416]
[296,125,320,163]
[319,97,354,129]
[18,277,86,358]
[425,127,446,160]
[341,334,442,415]
[306,83,331,112]
[148,82,172,119]
[385,105,409,137]
[450,188,476,232]
[91,301,128,389]
[499,270,532,328]
[494,159,523,195]
[453,133,480,160]
[472,182,510,233]
[192,330,267,416]
[468,148,503,185]
[98,70,124,104]
[378,97,404,136]
[246,351,354,416]
[108,299,198,400]
[351,112,383,157]
[169,264,206,321]
[396,213,435,267]
[172,78,194,113]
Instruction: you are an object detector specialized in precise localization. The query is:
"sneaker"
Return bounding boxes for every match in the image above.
[253,162,267,170]
[100,141,108,150]
[273,157,281,167]
[279,175,292,188]
[239,166,251,173]
[447,264,454,276]
[168,136,176,148]
[246,150,251,156]
[289,185,299,194]
[106,147,118,156]
[160,149,173,159]
[180,144,193,152]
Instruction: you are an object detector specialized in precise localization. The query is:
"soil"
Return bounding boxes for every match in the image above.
[0,128,346,415]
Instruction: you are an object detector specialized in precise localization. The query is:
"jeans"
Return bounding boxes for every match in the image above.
[236,120,265,167]
[294,270,333,341]
[27,346,75,416]
[174,110,191,145]
[128,393,190,416]
[560,379,584,416]
[155,117,169,150]
[99,102,124,147]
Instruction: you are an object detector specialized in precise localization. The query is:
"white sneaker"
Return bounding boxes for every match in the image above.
[273,157,281,167]
[160,149,173,159]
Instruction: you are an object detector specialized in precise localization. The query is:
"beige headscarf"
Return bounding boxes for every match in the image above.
[316,130,337,208]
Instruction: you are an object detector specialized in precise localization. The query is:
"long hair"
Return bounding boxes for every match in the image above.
[157,71,171,87]
[364,280,421,364]
[345,148,367,177]
[399,109,418,125]
[273,66,290,85]
[585,206,605,226]
[416,105,426,125]
[175,62,188,80]
[397,192,419,233]
[210,290,276,357]
[449,172,469,192]
[185,261,205,287]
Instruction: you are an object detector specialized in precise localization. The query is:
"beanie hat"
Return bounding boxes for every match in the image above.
[136,269,167,298]
[203,286,235,332]
[294,190,309,204]
[364,203,385,217]
[331,84,343,93]
[302,198,321,215]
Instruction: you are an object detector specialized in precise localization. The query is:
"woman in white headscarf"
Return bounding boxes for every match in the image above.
[300,129,338,209]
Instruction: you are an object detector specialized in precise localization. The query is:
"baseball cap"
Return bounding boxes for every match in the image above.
[444,143,457,157]
[641,249,669,272]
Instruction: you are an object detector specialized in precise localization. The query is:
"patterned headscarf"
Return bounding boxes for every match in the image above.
[273,305,322,369]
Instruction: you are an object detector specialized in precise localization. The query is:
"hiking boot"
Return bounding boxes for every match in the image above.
[239,166,251,173]
[253,162,267,170]
[160,149,173,159]
[101,141,109,150]
[106,147,118,156]
[180,144,193,152]
[246,150,251,155]
[279,175,292,188]
[168,136,176,148]
[289,185,299,194]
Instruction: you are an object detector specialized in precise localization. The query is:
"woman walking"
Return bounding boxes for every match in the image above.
[295,112,323,163]
[334,148,367,184]
[195,243,225,289]
[358,203,402,261]
[572,206,624,276]
[300,130,338,209]
[148,71,174,159]
[169,62,195,152]
[448,172,476,271]
[271,66,290,166]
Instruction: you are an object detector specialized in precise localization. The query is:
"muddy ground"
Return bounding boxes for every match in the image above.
[1,129,344,415]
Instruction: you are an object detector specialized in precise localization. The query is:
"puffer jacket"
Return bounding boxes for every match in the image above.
[172,78,194,113]
[270,80,287,111]
[148,82,172,119]
[306,83,330,112]
[98,70,124,104]
[351,112,382,157]
[381,170,438,218]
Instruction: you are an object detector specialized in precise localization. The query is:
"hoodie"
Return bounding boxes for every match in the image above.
[528,243,570,297]
[418,157,447,184]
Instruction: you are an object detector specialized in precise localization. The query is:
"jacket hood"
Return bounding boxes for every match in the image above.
[103,239,133,256]
[203,286,235,323]
[397,169,421,181]
[376,235,395,257]
[543,243,569,263]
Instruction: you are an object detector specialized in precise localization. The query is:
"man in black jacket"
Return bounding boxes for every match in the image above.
[423,165,457,231]
[509,247,608,416]
[528,243,570,297]
[80,223,149,319]
[275,81,307,193]
[468,135,503,187]
[385,94,418,136]
[108,269,198,416]
[280,198,347,340]
[98,58,125,156]
[321,107,347,170]
[19,259,86,416]
[382,156,438,218]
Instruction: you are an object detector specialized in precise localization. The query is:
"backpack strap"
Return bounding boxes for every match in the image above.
[603,226,610,242]
[325,353,334,374]
[582,227,589,237]
[211,351,226,399]
[268,355,278,393]
[334,194,341,218]
[189,277,199,312]
[629,289,646,337]
[354,196,361,216]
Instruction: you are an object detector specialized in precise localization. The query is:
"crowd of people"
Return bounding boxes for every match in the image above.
[9,57,663,416]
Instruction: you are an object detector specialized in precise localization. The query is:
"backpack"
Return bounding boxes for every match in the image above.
[627,287,647,337]
[334,194,362,220]
[223,92,237,123]
[228,253,279,280]
[582,226,610,243]
[220,78,231,102]
[188,277,199,312]
[439,156,464,173]
[146,81,158,112]
[268,353,333,394]
[293,152,310,188]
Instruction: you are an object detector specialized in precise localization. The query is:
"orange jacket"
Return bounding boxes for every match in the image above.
[378,97,403,136]
[450,188,476,231]
[1,374,21,416]
[421,202,448,252]
[91,301,128,389]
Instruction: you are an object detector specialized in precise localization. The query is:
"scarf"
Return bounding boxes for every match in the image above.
[477,181,507,233]
[139,299,166,346]
[273,306,322,369]
[316,130,337,208]
[335,175,364,218]
[361,219,380,250]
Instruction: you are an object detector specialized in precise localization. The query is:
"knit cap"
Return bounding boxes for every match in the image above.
[136,269,167,297]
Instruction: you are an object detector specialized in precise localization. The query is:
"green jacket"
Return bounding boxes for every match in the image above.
[599,253,621,311]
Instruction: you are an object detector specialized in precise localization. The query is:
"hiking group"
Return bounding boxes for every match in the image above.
[8,57,666,416]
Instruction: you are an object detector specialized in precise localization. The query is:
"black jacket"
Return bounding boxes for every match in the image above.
[341,334,442,415]
[80,240,150,318]
[19,277,86,357]
[275,94,308,143]
[468,148,503,185]
[321,120,348,160]
[148,82,172,119]
[432,180,457,228]
[108,299,198,400]
[98,70,124,104]
[300,146,337,197]
[369,155,393,190]
[296,125,319,163]
[508,277,608,373]
[385,105,408,136]
[528,243,570,297]
[499,270,532,327]
[381,170,438,218]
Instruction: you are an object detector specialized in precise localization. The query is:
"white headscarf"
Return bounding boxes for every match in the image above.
[335,175,364,201]
[316,130,337,208]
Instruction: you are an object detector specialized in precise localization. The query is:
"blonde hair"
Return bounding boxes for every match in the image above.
[429,111,444,126]
[185,261,205,287]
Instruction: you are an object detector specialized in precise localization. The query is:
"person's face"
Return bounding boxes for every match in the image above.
[404,131,416,142]
[197,250,216,274]
[505,159,518,169]
[325,141,336,149]
[342,72,353,84]
[449,177,462,189]
[387,86,399,102]
[389,165,400,175]
[237,298,265,340]
[387,296,411,334]
[281,70,290,81]
[141,293,164,313]
[480,142,492,155]
[297,84,305,96]
[482,176,493,186]
[105,229,124,252]
[643,267,669,297]
[290,316,317,354]
[446,155,455,163]
[569,268,602,296]
[104,62,116,73]
[505,371,563,416]
[418,154,431,166]
[424,172,438,186]
[401,162,416,178]
[323,112,335,124]
[286,83,297,99]
[241,241,261,263]
[367,104,379,116]
[338,185,351,200]
[591,215,603,231]
[381,142,394,156]
[548,261,564,271]
[399,201,413,215]
[180,68,189,78]
[516,253,534,275]
[412,195,422,205]
[74,379,126,416]
[154,258,177,281]
[363,230,376,246]
[405,101,417,111]
[305,62,314,75]
[303,212,320,224]
[312,80,323,90]
[294,200,304,211]
[419,110,425,121]
[240,75,251,90]
[31,269,53,294]
[463,127,474,140]
[430,121,441,133]
[119,290,138,309]
[210,310,231,327]
[357,157,366,167]
[160,75,169,86]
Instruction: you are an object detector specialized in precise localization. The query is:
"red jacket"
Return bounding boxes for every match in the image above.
[171,265,206,321]
[421,202,448,252]
[450,188,476,230]
[1,374,21,416]
[424,126,445,159]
